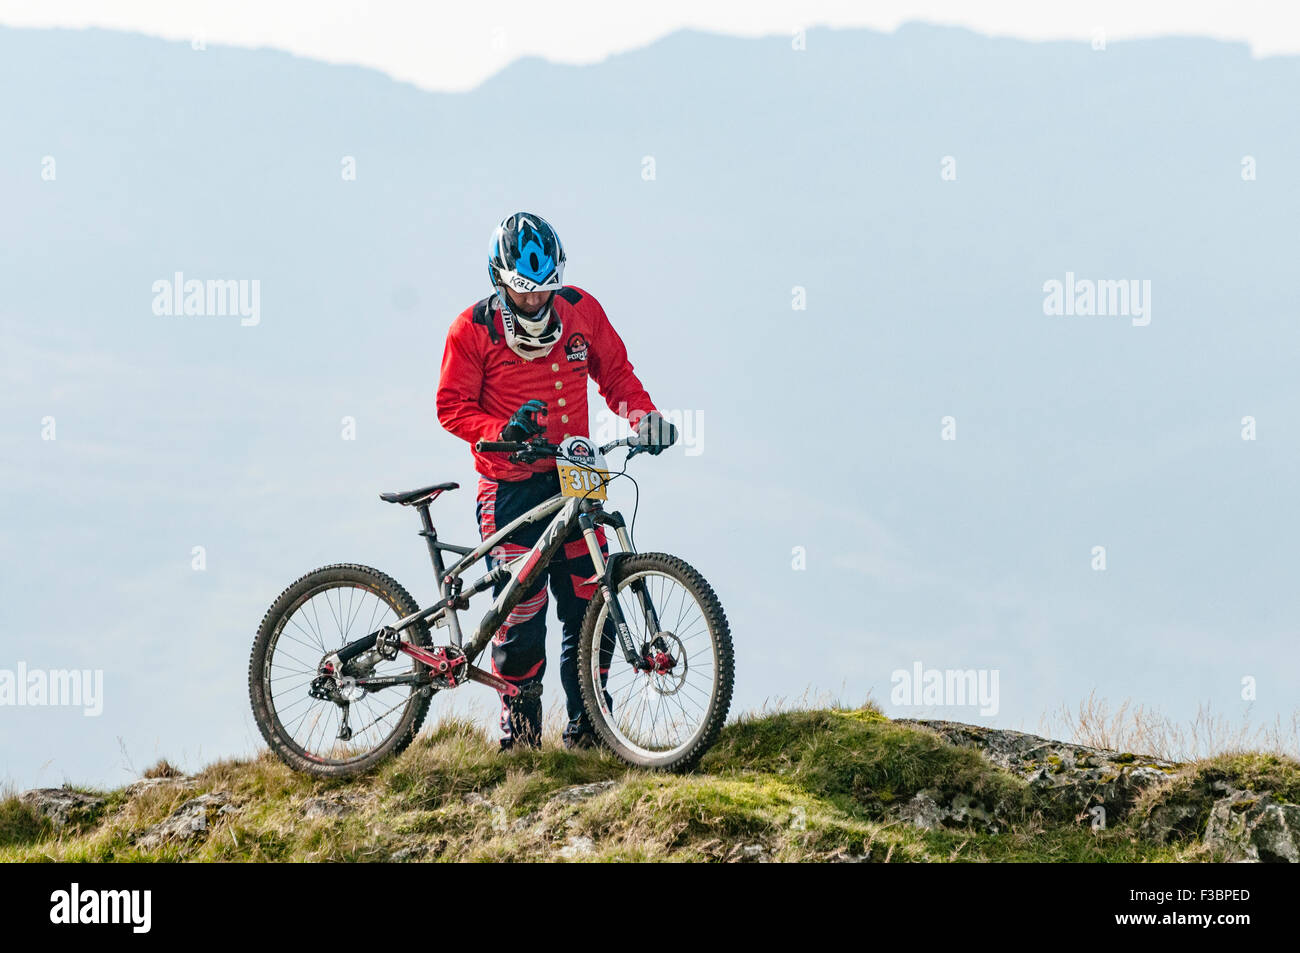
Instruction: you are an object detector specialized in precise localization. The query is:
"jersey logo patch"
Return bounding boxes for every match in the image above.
[565,332,590,363]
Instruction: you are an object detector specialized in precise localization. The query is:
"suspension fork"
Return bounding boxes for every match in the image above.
[579,508,660,667]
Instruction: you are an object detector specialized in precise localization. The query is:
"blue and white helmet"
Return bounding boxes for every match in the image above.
[488,212,566,359]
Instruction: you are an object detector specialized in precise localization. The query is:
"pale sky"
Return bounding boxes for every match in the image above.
[2,1,1298,92]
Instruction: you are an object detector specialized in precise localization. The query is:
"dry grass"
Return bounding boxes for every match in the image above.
[1042,690,1300,762]
[142,758,184,779]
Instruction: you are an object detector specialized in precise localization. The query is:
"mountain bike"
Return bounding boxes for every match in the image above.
[248,433,734,778]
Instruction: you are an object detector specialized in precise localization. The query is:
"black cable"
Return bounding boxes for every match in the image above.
[621,467,641,553]
[562,449,641,551]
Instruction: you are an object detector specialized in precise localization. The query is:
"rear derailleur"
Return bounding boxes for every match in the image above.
[308,659,369,741]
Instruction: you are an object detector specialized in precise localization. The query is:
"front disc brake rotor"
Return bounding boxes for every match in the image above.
[644,631,687,695]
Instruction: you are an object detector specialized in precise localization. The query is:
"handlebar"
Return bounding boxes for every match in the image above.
[474,436,641,456]
[601,437,640,455]
[475,440,530,454]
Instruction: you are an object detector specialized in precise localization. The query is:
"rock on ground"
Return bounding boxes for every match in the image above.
[134,792,238,850]
[899,719,1177,824]
[19,788,105,828]
[124,776,200,798]
[302,796,356,819]
[1203,790,1300,863]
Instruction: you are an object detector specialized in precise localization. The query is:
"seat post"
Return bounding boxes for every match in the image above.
[416,503,448,588]
[415,501,467,649]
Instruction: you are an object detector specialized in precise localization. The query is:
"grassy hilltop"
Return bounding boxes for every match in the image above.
[5,705,1299,862]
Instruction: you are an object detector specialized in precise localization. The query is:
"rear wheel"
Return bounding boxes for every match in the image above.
[577,553,733,771]
[248,564,433,778]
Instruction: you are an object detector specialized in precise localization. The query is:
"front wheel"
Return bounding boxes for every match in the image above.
[577,553,734,771]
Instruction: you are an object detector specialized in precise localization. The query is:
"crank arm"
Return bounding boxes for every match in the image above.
[463,664,521,698]
[398,641,463,672]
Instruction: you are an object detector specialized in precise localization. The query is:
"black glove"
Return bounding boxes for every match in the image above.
[636,411,677,455]
[500,399,547,442]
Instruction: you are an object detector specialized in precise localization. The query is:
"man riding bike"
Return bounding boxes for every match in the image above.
[436,211,677,750]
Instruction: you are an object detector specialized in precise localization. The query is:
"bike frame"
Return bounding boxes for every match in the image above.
[328,473,660,698]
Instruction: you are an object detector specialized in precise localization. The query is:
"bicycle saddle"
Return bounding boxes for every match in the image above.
[379,482,459,506]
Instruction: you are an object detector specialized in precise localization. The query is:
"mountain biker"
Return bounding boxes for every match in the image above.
[436,211,678,751]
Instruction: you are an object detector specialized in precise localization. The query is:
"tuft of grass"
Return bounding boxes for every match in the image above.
[189,751,325,802]
[571,772,928,862]
[701,708,1032,821]
[1198,751,1300,802]
[382,718,507,810]
[142,759,184,779]
[918,826,1190,863]
[0,790,52,848]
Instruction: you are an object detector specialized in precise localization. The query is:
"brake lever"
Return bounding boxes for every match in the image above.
[511,438,556,465]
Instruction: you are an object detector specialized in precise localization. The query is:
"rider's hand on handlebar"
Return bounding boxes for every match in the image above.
[635,410,678,455]
[500,399,548,442]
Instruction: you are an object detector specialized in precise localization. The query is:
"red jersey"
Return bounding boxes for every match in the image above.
[436,285,658,481]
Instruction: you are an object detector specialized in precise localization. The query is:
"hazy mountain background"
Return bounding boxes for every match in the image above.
[2,24,1298,789]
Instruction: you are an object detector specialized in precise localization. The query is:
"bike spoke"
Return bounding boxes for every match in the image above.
[350,695,409,738]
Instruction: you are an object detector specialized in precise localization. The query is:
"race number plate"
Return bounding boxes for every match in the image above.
[556,435,609,500]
